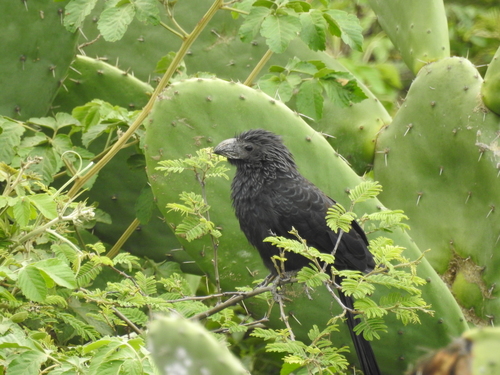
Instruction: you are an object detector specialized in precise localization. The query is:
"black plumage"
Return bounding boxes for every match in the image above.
[214,129,380,375]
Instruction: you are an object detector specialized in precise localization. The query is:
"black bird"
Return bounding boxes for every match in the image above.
[214,129,381,375]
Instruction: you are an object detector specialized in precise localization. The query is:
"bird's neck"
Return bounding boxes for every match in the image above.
[230,161,298,200]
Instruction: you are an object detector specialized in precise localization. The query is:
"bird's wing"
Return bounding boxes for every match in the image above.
[269,176,372,272]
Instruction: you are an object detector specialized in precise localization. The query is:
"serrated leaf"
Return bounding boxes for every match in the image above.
[133,0,160,25]
[257,74,295,102]
[64,0,99,32]
[26,146,61,184]
[261,14,301,53]
[155,52,177,74]
[28,194,58,220]
[7,349,47,375]
[18,266,47,302]
[33,258,77,289]
[324,10,363,52]
[296,79,324,120]
[52,243,79,264]
[27,116,57,130]
[285,1,311,13]
[135,184,155,224]
[320,72,367,107]
[299,10,327,51]
[98,3,136,42]
[28,113,79,132]
[72,103,101,130]
[239,6,272,43]
[51,134,74,157]
[12,198,32,228]
[81,123,110,148]
[0,118,25,164]
[288,60,319,75]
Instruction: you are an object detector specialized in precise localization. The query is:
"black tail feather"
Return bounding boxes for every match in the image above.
[338,289,381,375]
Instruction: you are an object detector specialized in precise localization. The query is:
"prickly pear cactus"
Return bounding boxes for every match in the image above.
[481,45,500,116]
[53,55,153,113]
[464,327,500,374]
[367,0,450,74]
[1,0,78,119]
[410,327,500,374]
[374,57,500,324]
[144,78,468,373]
[148,315,250,375]
[78,0,271,82]
[315,76,392,173]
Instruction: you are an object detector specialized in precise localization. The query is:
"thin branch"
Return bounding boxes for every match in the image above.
[244,49,274,87]
[106,218,141,259]
[276,291,295,341]
[160,21,186,40]
[111,306,143,335]
[67,0,224,198]
[190,285,273,321]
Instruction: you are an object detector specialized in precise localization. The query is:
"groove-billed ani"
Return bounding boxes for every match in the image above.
[214,129,380,375]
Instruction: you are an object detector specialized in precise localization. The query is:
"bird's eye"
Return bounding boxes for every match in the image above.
[244,145,254,151]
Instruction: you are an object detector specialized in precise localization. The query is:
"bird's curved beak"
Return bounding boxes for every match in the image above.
[214,138,239,159]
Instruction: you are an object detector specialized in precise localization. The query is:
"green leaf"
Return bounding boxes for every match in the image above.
[133,0,160,25]
[72,102,101,130]
[257,74,295,102]
[325,203,356,233]
[296,79,324,120]
[287,60,320,75]
[261,14,302,53]
[0,118,25,164]
[155,52,177,74]
[324,10,363,52]
[19,133,48,148]
[135,184,155,224]
[18,266,47,302]
[26,146,61,184]
[320,71,368,107]
[28,113,79,132]
[352,317,387,340]
[81,123,110,148]
[64,0,99,32]
[98,3,136,42]
[239,6,272,43]
[285,1,311,13]
[7,349,47,375]
[51,134,75,157]
[33,258,77,289]
[12,198,32,228]
[296,266,330,287]
[28,194,58,220]
[52,243,79,264]
[299,10,327,51]
[348,181,383,204]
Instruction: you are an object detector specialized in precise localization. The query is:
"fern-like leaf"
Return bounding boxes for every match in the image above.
[297,266,330,288]
[325,203,356,233]
[348,180,383,204]
[76,262,102,287]
[352,317,387,340]
[57,312,100,341]
[135,271,157,295]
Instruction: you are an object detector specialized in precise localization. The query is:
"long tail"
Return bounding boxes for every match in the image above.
[338,289,381,375]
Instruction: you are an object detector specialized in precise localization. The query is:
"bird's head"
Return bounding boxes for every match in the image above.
[214,129,296,171]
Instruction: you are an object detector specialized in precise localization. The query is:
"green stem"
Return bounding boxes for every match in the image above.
[243,48,274,87]
[67,0,224,198]
[160,21,186,40]
[106,218,141,259]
